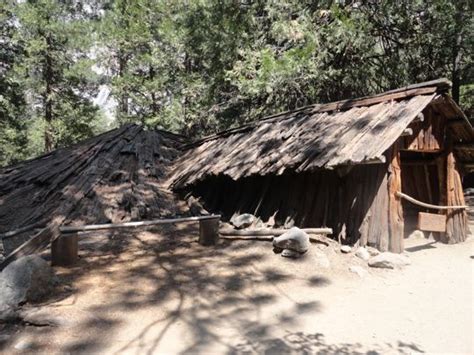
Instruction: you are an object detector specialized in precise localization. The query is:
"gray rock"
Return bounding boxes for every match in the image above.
[273,227,310,253]
[349,265,368,278]
[0,255,55,316]
[366,246,380,256]
[368,252,411,269]
[340,245,352,253]
[14,339,33,351]
[230,213,255,229]
[355,247,370,261]
[315,251,330,269]
[281,249,302,258]
[186,196,209,216]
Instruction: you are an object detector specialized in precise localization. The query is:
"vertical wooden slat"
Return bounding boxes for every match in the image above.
[436,155,448,242]
[388,142,404,253]
[446,137,468,243]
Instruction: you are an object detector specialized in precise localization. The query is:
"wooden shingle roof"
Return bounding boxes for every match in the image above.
[171,79,472,188]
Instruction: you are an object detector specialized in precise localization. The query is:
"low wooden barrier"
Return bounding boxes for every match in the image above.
[53,215,221,266]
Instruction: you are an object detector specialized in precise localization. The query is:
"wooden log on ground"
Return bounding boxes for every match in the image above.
[219,227,334,246]
[51,233,78,267]
[199,218,220,246]
[219,227,333,236]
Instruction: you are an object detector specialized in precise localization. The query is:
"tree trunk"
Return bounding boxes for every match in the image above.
[44,34,53,152]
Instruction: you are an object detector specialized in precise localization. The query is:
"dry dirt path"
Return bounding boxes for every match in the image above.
[1,225,473,354]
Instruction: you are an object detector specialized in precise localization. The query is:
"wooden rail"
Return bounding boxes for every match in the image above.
[396,192,468,210]
[53,215,222,265]
[59,215,221,233]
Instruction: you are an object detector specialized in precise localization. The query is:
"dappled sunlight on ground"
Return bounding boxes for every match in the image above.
[1,226,473,354]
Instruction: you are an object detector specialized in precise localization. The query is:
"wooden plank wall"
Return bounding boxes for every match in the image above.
[188,161,404,252]
[446,138,468,243]
[403,105,445,151]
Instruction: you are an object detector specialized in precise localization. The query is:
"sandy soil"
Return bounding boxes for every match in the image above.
[1,224,473,354]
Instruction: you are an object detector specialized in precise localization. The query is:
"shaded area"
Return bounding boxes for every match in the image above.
[0,224,329,354]
[0,124,190,256]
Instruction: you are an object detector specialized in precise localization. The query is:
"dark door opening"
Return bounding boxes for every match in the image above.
[400,151,442,238]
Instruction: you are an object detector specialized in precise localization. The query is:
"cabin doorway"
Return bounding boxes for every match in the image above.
[400,151,442,239]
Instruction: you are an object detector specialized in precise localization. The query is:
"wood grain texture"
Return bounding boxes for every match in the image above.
[0,125,190,257]
[171,95,436,188]
[418,212,446,232]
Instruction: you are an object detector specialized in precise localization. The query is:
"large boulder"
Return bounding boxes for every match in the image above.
[230,213,256,229]
[273,227,310,254]
[0,255,55,319]
[368,252,411,269]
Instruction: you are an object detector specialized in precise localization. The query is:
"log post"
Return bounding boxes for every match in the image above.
[446,137,468,243]
[51,233,78,266]
[199,217,220,246]
[388,142,404,253]
[436,155,448,242]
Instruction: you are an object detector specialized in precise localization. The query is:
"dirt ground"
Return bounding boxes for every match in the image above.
[1,224,473,354]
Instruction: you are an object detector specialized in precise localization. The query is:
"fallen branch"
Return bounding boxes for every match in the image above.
[0,220,48,240]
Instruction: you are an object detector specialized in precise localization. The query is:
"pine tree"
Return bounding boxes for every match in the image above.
[13,0,102,153]
[0,2,29,166]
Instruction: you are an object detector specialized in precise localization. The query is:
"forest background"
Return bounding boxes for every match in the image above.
[1,0,472,166]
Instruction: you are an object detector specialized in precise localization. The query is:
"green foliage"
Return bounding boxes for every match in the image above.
[15,0,103,152]
[0,3,29,165]
[1,0,473,166]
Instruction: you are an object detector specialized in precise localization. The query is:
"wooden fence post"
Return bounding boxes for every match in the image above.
[51,233,78,266]
[199,217,220,246]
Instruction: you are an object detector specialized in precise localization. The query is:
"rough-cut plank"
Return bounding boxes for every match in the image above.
[418,212,446,232]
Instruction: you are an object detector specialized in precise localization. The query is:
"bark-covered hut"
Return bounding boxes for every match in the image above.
[0,124,189,256]
[171,79,473,253]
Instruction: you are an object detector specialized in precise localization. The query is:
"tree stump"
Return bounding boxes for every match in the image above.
[51,233,78,266]
[199,218,220,246]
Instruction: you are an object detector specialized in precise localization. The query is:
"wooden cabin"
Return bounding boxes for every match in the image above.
[171,79,474,253]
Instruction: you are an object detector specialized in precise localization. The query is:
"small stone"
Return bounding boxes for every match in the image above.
[349,265,368,278]
[340,245,352,253]
[230,213,255,229]
[281,249,302,258]
[355,247,370,261]
[366,246,380,256]
[273,227,310,253]
[408,230,425,239]
[14,339,33,351]
[368,252,411,269]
